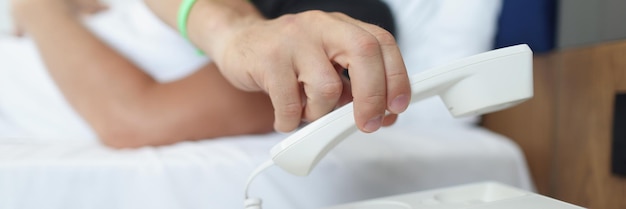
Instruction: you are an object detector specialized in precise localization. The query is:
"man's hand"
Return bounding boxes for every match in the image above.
[144,0,412,133]
[210,11,411,133]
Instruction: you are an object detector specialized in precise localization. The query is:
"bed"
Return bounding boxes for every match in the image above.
[0,0,534,209]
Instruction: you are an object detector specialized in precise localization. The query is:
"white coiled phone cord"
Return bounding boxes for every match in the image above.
[244,160,275,209]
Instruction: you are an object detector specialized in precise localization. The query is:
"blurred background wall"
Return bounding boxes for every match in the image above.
[493,0,626,52]
[558,0,626,48]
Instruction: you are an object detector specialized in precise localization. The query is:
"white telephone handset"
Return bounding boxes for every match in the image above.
[269,44,533,176]
[244,44,533,209]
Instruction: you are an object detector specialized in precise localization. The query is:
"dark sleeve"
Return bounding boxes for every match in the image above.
[250,0,397,36]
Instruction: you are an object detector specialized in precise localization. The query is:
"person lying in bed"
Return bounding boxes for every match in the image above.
[9,0,410,148]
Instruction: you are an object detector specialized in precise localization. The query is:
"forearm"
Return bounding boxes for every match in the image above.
[15,2,156,136]
[12,1,276,147]
[144,0,263,58]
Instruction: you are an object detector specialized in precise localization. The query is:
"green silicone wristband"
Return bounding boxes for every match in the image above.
[178,0,205,55]
[178,0,196,42]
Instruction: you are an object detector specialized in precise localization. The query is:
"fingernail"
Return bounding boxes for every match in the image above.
[274,123,295,134]
[364,115,383,132]
[390,94,409,113]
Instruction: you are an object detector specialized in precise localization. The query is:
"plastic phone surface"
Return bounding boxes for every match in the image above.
[322,182,585,209]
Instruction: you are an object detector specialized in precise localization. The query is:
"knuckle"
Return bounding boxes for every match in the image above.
[277,14,299,34]
[317,81,343,100]
[278,101,303,118]
[264,44,283,59]
[300,10,341,26]
[300,10,326,19]
[329,11,349,19]
[278,13,297,22]
[386,67,408,80]
[282,10,322,25]
[373,30,397,47]
[358,93,386,107]
[353,34,381,57]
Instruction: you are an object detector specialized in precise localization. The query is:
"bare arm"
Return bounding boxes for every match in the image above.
[12,0,274,148]
[144,0,412,133]
[144,0,261,57]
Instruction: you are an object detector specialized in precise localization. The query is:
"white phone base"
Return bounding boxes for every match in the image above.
[322,182,584,209]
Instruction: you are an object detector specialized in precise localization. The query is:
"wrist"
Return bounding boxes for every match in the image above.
[185,0,264,58]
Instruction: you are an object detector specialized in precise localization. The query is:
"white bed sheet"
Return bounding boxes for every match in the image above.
[0,125,533,209]
[0,0,534,209]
